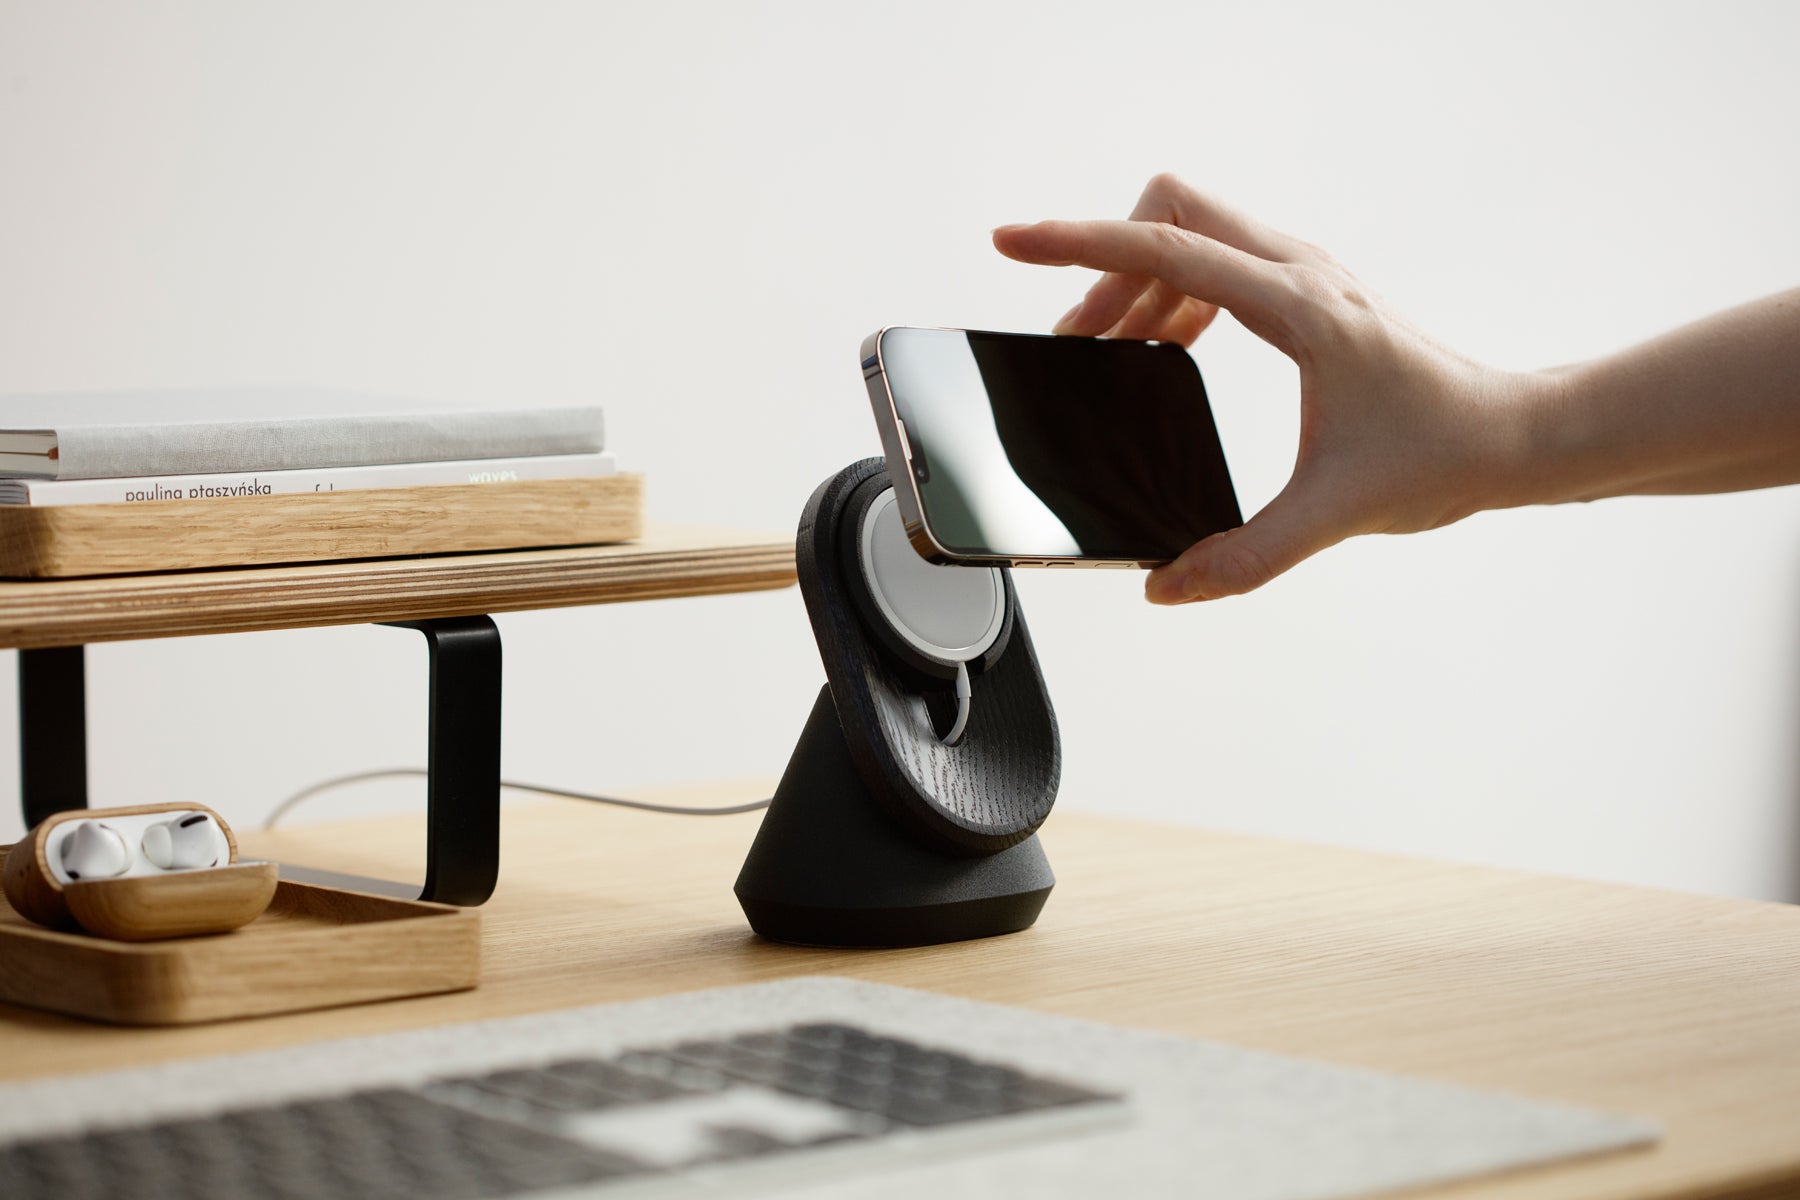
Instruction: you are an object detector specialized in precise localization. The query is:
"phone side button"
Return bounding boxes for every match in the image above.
[895,418,914,461]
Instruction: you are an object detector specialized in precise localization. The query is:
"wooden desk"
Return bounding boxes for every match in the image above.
[1,796,1795,1199]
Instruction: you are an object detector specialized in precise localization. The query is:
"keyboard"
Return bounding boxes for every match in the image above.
[0,1020,1116,1199]
[0,977,1656,1200]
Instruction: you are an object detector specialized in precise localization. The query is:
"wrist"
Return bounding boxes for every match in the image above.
[1481,365,1586,511]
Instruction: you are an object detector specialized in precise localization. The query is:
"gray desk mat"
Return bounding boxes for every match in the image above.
[0,976,1656,1199]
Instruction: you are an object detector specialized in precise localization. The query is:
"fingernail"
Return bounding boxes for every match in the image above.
[1145,568,1198,605]
[992,223,1030,235]
[1051,301,1084,334]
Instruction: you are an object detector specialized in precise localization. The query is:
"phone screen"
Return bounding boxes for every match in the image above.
[872,327,1242,562]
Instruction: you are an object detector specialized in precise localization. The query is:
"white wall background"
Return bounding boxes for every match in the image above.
[1,1,1796,900]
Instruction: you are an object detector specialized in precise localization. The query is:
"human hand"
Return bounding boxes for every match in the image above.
[993,175,1554,604]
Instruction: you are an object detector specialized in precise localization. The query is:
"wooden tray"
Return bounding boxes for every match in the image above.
[0,473,644,577]
[0,873,480,1025]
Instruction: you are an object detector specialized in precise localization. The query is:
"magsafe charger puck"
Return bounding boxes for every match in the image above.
[857,489,1005,671]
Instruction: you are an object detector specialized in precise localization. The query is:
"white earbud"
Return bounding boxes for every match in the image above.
[59,820,132,881]
[141,813,228,870]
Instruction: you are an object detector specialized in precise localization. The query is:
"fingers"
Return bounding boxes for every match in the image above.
[1052,176,1314,337]
[1158,297,1222,345]
[1054,271,1153,336]
[1008,175,1320,342]
[995,219,1293,335]
[1143,482,1348,603]
[1129,173,1317,265]
[1058,279,1218,344]
[1110,281,1208,342]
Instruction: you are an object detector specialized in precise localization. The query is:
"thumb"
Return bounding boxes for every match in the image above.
[1145,483,1348,604]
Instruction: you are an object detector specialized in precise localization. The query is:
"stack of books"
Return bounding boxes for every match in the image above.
[0,391,642,577]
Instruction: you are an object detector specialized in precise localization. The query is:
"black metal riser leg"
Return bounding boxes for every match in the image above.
[18,645,89,829]
[385,617,503,906]
[15,621,502,908]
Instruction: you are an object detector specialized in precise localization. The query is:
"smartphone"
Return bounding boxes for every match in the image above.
[860,326,1243,568]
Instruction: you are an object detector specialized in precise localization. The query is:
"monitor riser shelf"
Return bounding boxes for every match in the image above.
[5,527,797,906]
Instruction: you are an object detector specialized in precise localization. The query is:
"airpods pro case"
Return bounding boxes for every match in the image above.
[2,802,278,940]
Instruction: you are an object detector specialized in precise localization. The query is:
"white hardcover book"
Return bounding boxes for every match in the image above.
[0,389,605,480]
[0,452,618,506]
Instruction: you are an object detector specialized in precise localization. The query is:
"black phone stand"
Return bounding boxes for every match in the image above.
[734,459,1060,947]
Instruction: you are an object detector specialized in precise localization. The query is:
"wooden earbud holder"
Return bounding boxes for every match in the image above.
[734,459,1060,947]
[2,802,278,941]
[1,800,479,1025]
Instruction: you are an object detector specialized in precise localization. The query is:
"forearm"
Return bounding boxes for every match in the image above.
[1505,288,1800,506]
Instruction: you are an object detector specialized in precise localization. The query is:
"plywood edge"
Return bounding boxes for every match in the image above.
[0,474,645,577]
[0,522,796,649]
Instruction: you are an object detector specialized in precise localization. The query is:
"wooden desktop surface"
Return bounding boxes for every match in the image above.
[0,523,797,649]
[1,796,1797,1199]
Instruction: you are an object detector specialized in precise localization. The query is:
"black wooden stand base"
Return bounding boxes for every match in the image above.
[734,687,1054,948]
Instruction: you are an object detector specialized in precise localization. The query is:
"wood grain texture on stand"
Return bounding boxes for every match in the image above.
[2,798,1796,1198]
[0,523,796,649]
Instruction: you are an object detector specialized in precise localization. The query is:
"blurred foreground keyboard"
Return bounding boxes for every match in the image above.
[0,1020,1118,1200]
[0,976,1657,1200]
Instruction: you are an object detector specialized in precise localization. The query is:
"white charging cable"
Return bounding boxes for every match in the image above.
[942,661,973,746]
[269,664,974,831]
[263,771,770,830]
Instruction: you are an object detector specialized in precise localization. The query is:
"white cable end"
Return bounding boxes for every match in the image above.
[944,662,972,746]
